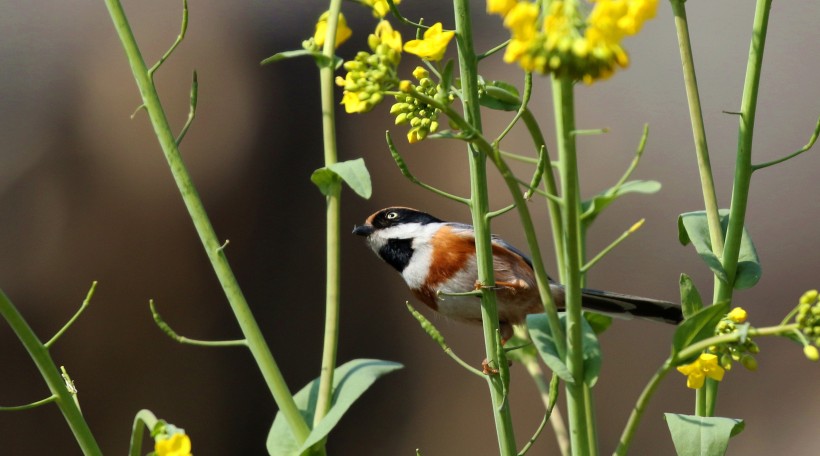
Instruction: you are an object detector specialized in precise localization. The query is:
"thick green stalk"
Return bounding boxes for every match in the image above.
[669,0,724,259]
[102,0,310,443]
[706,0,772,416]
[0,290,102,455]
[453,0,517,453]
[715,0,771,303]
[552,75,593,456]
[313,0,343,427]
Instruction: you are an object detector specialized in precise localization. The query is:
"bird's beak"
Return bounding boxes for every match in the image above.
[352,224,374,236]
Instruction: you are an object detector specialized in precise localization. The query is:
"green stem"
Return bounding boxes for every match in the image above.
[314,0,344,428]
[613,360,672,456]
[0,289,102,455]
[453,0,517,453]
[716,0,771,303]
[552,75,593,455]
[129,409,159,456]
[669,0,724,260]
[102,0,310,443]
[520,110,565,278]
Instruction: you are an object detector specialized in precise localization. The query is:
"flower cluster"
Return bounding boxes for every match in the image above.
[708,307,759,372]
[336,21,403,113]
[390,67,453,143]
[676,353,725,390]
[490,0,658,84]
[795,289,820,361]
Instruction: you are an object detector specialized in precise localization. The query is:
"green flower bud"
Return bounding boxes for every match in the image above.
[740,355,758,371]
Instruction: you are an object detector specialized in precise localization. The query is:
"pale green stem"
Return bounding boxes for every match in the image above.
[129,409,159,456]
[314,0,344,429]
[0,289,102,455]
[670,0,724,260]
[453,0,517,453]
[102,0,310,443]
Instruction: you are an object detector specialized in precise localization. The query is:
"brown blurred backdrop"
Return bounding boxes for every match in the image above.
[1,1,818,454]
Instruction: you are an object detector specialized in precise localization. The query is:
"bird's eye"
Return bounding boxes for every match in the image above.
[386,211,398,220]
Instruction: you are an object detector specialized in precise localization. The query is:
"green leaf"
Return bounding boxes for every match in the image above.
[679,274,704,320]
[311,158,372,199]
[267,359,402,456]
[479,81,521,112]
[581,180,661,227]
[665,413,744,456]
[527,314,573,383]
[678,210,761,289]
[260,49,342,69]
[527,314,603,387]
[584,313,613,334]
[672,301,729,360]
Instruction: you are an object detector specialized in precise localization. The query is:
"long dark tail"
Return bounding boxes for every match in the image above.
[579,288,683,324]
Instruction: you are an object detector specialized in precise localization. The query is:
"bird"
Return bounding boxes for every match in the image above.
[352,207,682,341]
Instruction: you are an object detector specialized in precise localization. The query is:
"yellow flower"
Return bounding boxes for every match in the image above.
[403,23,455,61]
[727,307,748,324]
[363,0,400,18]
[340,90,370,114]
[374,20,403,56]
[314,11,352,49]
[155,433,192,456]
[676,353,726,389]
[487,0,518,17]
[502,2,539,67]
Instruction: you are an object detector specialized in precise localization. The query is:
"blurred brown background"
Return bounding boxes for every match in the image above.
[1,1,818,454]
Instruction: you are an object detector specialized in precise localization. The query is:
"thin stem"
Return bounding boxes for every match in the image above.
[0,395,57,411]
[520,109,565,280]
[478,39,512,61]
[149,300,248,347]
[45,282,97,349]
[581,219,644,273]
[314,0,344,428]
[102,0,310,443]
[453,0,517,452]
[0,289,102,455]
[613,360,672,456]
[670,0,724,259]
[386,131,471,205]
[521,354,570,456]
[752,116,820,171]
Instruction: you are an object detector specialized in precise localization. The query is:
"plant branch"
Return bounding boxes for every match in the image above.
[102,0,310,443]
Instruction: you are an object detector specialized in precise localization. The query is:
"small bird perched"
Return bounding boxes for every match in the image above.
[353,207,682,340]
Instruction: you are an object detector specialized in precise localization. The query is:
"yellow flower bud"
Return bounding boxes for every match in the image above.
[727,307,748,324]
[804,345,819,361]
[399,80,413,92]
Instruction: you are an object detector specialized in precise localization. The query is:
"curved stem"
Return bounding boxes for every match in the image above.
[102,0,310,443]
[613,360,672,456]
